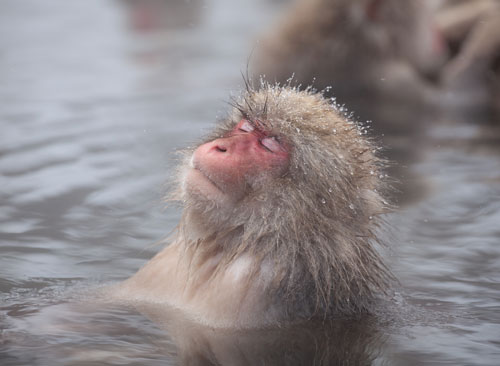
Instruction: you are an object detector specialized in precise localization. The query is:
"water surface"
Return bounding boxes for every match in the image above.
[1,0,499,365]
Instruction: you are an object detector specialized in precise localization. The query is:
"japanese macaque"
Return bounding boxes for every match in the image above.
[254,0,448,111]
[437,1,500,112]
[437,0,499,51]
[113,82,392,328]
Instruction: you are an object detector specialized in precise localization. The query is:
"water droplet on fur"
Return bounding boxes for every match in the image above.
[321,198,326,204]
[349,204,355,210]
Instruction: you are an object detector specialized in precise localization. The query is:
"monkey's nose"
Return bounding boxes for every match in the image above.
[214,144,227,153]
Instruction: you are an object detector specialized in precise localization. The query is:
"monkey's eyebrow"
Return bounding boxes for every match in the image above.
[253,116,275,131]
[228,100,250,121]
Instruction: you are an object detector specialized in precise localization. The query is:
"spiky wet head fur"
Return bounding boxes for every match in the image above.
[175,82,392,319]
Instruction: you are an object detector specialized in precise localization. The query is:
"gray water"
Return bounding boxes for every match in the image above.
[1,0,499,365]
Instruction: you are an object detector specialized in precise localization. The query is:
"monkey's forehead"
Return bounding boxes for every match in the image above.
[231,86,357,137]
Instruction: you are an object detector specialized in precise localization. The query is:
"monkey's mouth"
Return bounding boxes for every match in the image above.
[192,166,223,192]
[188,154,224,192]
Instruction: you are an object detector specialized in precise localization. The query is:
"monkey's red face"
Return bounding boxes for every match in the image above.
[185,119,290,204]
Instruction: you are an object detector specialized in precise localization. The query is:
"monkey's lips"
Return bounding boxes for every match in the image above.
[189,165,223,193]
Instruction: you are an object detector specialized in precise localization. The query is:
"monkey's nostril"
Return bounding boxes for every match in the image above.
[215,145,227,152]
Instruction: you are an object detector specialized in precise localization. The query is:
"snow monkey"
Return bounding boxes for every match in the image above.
[254,0,448,110]
[438,0,500,112]
[113,82,392,328]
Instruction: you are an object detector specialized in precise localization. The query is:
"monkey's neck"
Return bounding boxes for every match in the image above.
[180,208,246,247]
[119,237,280,327]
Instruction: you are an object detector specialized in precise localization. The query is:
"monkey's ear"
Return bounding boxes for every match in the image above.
[365,0,384,21]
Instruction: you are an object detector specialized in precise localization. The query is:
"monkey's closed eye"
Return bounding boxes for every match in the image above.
[239,120,254,133]
[261,136,281,153]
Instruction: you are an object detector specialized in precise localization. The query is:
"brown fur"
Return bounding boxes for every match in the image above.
[438,1,500,112]
[114,82,392,327]
[255,0,446,108]
[437,0,499,45]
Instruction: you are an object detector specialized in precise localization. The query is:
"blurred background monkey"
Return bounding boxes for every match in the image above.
[254,0,449,116]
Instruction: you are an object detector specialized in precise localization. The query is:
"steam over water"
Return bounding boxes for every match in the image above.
[1,0,499,365]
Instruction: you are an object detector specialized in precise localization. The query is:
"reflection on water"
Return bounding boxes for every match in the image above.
[1,0,500,365]
[138,303,385,365]
[2,300,384,365]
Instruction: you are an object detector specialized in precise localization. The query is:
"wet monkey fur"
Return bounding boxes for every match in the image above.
[114,83,392,328]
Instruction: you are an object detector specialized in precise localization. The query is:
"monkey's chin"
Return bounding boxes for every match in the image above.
[184,168,227,202]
